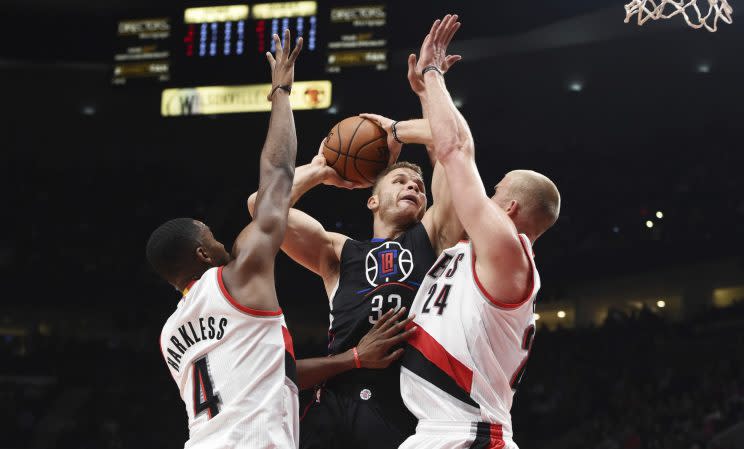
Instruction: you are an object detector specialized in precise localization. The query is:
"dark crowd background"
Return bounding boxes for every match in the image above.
[3,1,744,448]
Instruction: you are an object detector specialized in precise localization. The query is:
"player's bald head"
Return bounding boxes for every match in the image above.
[493,170,560,239]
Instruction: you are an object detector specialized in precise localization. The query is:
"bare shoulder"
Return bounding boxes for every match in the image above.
[472,235,534,306]
[219,259,280,312]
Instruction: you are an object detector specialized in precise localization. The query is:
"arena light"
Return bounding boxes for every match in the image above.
[656,211,664,219]
[534,313,541,320]
[657,300,666,308]
[185,5,250,24]
[557,311,566,318]
[697,63,711,73]
[568,82,583,92]
[646,220,654,229]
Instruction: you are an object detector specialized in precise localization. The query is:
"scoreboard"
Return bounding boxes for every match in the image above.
[113,2,389,87]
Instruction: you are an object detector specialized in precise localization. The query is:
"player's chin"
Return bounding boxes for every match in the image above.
[395,205,422,225]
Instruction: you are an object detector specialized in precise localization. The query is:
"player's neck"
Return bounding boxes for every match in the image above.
[372,218,408,240]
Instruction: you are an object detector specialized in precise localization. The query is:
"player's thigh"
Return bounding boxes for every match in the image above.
[399,432,475,449]
[348,399,416,449]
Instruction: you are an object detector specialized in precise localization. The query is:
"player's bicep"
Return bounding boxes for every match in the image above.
[440,152,520,258]
[423,161,464,253]
[281,208,343,278]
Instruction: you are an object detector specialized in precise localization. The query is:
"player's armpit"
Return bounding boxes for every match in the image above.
[281,208,347,289]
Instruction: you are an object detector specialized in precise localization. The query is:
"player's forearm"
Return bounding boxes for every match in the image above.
[422,72,468,161]
[254,91,296,218]
[289,162,326,207]
[395,119,432,147]
[296,350,356,390]
[248,163,324,217]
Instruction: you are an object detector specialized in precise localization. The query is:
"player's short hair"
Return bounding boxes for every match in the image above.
[372,161,425,194]
[505,170,561,236]
[146,218,203,282]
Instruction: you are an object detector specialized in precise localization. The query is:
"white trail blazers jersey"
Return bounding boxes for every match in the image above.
[160,266,298,449]
[400,236,540,449]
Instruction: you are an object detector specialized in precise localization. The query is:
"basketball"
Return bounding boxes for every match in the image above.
[323,116,390,184]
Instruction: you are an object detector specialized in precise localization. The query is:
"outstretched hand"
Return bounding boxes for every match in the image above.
[356,307,417,369]
[358,113,402,165]
[266,28,303,100]
[408,14,462,96]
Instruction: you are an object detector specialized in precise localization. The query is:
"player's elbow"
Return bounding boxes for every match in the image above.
[434,138,468,162]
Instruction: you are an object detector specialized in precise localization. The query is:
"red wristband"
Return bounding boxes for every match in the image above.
[352,347,362,369]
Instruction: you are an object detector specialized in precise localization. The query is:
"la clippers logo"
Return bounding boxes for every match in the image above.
[365,241,413,286]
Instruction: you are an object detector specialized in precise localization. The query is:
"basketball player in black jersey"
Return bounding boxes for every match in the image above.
[247,37,466,449]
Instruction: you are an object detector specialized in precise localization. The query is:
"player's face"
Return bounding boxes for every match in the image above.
[374,168,427,224]
[198,224,232,267]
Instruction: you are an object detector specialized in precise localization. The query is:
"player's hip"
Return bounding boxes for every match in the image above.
[399,420,517,449]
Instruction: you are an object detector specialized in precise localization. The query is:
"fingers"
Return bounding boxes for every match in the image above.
[282,28,290,58]
[387,325,418,346]
[359,113,385,125]
[289,36,303,62]
[381,348,405,366]
[370,307,397,331]
[377,307,408,333]
[443,55,462,73]
[429,18,441,38]
[382,313,416,339]
[265,51,276,68]
[272,33,282,59]
[442,19,461,48]
[434,15,449,42]
[407,53,418,81]
[407,53,417,72]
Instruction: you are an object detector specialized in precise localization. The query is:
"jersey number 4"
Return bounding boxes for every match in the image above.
[193,356,221,419]
[510,324,535,391]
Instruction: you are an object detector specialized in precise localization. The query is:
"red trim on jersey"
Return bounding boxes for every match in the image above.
[406,323,473,394]
[281,326,295,360]
[471,235,536,309]
[365,281,416,296]
[217,266,283,316]
[181,279,197,297]
[488,424,505,449]
[300,398,314,422]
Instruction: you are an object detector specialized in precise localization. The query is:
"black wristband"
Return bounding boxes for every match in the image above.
[422,65,443,76]
[391,121,405,144]
[268,84,292,100]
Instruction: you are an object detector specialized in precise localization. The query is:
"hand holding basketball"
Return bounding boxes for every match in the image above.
[310,142,358,189]
[322,116,391,186]
[357,113,402,164]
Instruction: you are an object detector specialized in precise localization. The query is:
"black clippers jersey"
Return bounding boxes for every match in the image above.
[326,222,436,391]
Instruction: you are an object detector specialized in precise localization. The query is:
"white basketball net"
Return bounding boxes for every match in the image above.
[624,0,733,32]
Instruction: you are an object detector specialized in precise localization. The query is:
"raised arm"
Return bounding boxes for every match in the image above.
[420,15,530,302]
[247,153,350,294]
[221,30,304,311]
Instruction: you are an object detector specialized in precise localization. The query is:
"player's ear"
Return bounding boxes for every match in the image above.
[195,246,212,265]
[367,193,379,212]
[505,200,519,217]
